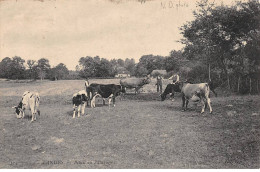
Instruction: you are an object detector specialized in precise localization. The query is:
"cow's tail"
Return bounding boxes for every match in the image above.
[35,94,40,116]
[205,83,210,97]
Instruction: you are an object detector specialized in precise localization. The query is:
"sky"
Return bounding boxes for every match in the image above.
[0,0,239,70]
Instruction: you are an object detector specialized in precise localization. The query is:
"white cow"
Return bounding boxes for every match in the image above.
[181,83,213,113]
[12,91,40,122]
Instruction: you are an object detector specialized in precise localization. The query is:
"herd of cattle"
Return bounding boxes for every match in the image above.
[12,76,215,122]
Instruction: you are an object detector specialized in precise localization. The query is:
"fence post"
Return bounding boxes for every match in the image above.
[249,77,252,94]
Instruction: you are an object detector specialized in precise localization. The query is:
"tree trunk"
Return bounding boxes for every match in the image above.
[237,76,240,93]
[220,58,229,89]
[208,63,211,81]
[249,77,252,94]
[227,76,230,90]
[257,79,259,94]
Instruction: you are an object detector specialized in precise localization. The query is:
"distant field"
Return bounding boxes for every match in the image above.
[0,79,259,168]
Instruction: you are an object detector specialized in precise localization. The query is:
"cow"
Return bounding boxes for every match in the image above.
[12,91,40,122]
[88,83,125,107]
[160,83,182,101]
[181,83,213,113]
[72,90,89,118]
[161,79,217,101]
[120,76,151,94]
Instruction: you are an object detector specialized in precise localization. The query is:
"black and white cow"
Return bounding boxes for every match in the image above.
[72,90,89,118]
[12,91,40,122]
[89,83,125,107]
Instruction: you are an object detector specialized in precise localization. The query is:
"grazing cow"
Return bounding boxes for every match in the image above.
[89,83,125,107]
[72,90,89,118]
[120,76,151,94]
[12,91,40,122]
[181,83,213,113]
[161,83,182,101]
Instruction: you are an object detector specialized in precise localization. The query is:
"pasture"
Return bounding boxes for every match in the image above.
[0,79,259,168]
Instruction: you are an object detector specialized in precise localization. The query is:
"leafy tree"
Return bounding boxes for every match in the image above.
[124,58,135,75]
[37,58,51,80]
[180,0,260,92]
[138,54,165,74]
[0,56,26,79]
[96,58,113,77]
[78,56,95,78]
[117,59,125,67]
[78,56,114,78]
[50,63,69,80]
[26,60,37,80]
[165,50,182,72]
[0,57,13,78]
[134,63,148,77]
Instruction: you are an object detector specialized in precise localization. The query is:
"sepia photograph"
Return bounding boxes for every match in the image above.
[0,0,259,169]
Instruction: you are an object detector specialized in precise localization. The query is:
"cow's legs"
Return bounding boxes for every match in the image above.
[170,92,175,101]
[91,99,95,108]
[103,98,106,105]
[21,108,25,118]
[81,102,86,115]
[90,95,98,108]
[182,95,186,111]
[135,87,141,94]
[78,104,81,117]
[108,94,115,107]
[185,99,189,110]
[108,98,111,107]
[73,104,76,118]
[207,98,213,113]
[31,113,35,122]
[113,96,116,107]
[201,99,206,113]
[31,109,35,122]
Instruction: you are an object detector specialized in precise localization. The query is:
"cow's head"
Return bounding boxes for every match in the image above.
[12,101,23,117]
[160,84,173,101]
[160,93,167,101]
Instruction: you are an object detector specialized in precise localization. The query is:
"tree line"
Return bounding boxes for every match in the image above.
[0,51,181,80]
[76,52,180,78]
[0,57,70,80]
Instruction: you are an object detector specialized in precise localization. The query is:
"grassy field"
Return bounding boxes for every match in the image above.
[0,79,259,168]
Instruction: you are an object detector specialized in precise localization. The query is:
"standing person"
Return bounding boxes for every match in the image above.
[168,74,180,84]
[156,75,163,93]
[85,79,89,88]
